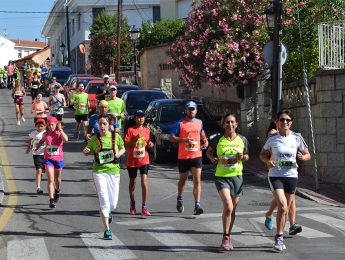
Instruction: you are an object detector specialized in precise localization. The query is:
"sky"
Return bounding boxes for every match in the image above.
[0,0,54,42]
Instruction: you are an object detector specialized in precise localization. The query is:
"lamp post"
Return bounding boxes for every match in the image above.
[264,0,283,118]
[60,43,66,66]
[129,25,140,85]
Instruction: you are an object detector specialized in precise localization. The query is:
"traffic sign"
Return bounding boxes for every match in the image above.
[263,41,288,66]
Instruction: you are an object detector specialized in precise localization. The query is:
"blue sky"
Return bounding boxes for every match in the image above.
[0,0,54,42]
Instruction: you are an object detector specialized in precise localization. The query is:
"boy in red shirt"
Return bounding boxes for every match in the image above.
[125,110,153,216]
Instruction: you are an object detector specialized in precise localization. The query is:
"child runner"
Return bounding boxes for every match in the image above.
[124,110,153,216]
[83,114,125,240]
[26,118,46,194]
[33,116,68,208]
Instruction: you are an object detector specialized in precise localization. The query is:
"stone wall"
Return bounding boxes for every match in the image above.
[241,69,345,189]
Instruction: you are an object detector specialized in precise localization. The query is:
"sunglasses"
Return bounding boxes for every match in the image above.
[110,88,117,91]
[279,118,292,123]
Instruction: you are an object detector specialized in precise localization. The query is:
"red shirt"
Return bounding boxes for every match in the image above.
[177,119,203,159]
[125,126,150,167]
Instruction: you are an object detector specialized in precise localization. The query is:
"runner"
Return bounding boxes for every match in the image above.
[26,118,46,194]
[83,114,126,240]
[26,64,35,91]
[11,82,26,125]
[206,113,249,251]
[259,110,311,252]
[30,72,41,102]
[7,61,14,88]
[169,101,208,215]
[124,110,154,216]
[96,74,110,101]
[31,93,49,124]
[0,66,5,88]
[48,85,66,121]
[70,83,89,140]
[47,77,62,97]
[33,116,68,208]
[106,85,126,129]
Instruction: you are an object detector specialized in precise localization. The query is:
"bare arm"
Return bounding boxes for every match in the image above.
[297,148,311,161]
[206,146,217,164]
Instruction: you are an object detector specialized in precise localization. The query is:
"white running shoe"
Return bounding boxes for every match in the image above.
[274,236,286,251]
[21,116,25,122]
[17,120,20,125]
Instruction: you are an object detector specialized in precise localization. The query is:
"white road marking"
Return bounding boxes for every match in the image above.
[201,220,273,246]
[80,232,137,260]
[300,213,345,234]
[144,226,205,252]
[250,217,334,239]
[7,238,50,260]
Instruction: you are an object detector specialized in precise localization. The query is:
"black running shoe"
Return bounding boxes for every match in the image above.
[54,190,60,203]
[49,199,56,208]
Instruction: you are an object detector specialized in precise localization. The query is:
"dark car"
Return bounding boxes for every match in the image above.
[115,84,140,97]
[145,99,222,163]
[121,90,169,134]
[47,66,73,86]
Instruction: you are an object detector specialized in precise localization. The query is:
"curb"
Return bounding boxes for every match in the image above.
[0,166,4,206]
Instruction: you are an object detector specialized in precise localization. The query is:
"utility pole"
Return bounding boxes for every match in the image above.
[66,5,71,67]
[116,0,122,82]
[271,0,283,117]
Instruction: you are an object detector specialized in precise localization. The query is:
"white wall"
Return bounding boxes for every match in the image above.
[0,37,15,67]
[177,0,192,19]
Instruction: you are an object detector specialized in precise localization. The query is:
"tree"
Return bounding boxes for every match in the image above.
[89,13,132,76]
[138,19,186,50]
[170,0,269,89]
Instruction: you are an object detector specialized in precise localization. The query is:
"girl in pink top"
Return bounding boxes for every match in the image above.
[34,116,68,208]
[32,93,49,124]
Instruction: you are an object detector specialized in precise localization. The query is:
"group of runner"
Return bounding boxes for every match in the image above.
[0,60,20,89]
[9,72,311,251]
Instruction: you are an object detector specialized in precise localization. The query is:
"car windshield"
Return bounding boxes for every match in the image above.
[126,92,167,110]
[53,71,71,81]
[80,79,93,86]
[159,104,213,125]
[87,84,102,94]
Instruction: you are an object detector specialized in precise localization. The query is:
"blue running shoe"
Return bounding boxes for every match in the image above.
[289,223,302,235]
[265,216,273,230]
[109,211,113,224]
[104,228,112,240]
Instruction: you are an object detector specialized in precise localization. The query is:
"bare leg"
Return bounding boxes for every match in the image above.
[46,167,55,199]
[129,177,136,202]
[218,189,233,235]
[288,197,296,226]
[229,196,240,233]
[35,168,42,188]
[266,198,277,217]
[272,189,288,235]
[141,174,148,204]
[191,167,202,202]
[54,169,62,192]
[178,172,188,196]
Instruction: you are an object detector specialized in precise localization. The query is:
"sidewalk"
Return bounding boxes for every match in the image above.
[244,155,345,207]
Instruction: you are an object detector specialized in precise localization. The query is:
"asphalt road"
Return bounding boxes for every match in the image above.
[0,88,344,260]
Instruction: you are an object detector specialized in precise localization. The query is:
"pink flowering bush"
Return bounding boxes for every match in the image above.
[170,0,269,89]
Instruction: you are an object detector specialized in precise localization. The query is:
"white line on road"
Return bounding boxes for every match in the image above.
[7,238,50,260]
[300,213,345,234]
[80,232,137,260]
[144,226,205,252]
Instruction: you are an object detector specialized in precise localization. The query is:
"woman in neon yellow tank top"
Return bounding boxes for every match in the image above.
[206,113,249,251]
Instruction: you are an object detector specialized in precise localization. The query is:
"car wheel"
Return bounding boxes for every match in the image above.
[153,141,164,163]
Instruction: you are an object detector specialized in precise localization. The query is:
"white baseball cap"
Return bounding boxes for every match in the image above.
[103,74,110,79]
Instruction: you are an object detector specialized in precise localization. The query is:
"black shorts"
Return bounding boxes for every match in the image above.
[215,175,243,197]
[75,114,88,123]
[33,155,45,169]
[51,114,63,121]
[268,177,298,194]
[127,165,149,178]
[177,157,202,173]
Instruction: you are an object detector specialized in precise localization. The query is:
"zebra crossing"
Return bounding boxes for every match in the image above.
[4,210,345,259]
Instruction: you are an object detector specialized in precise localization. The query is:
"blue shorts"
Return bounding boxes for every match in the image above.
[45,159,64,170]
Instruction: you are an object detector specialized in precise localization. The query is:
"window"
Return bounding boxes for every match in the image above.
[17,51,22,58]
[92,8,105,19]
[152,6,160,22]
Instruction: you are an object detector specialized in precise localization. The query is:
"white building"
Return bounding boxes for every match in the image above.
[11,39,47,60]
[41,0,160,74]
[160,0,192,20]
[0,36,15,67]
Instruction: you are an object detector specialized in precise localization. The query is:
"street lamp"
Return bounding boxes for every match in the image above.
[129,25,140,85]
[264,0,283,118]
[60,43,66,66]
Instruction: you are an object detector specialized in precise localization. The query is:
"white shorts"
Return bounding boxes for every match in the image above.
[93,173,120,217]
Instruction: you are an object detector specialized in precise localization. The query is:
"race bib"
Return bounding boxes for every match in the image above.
[220,154,238,169]
[36,111,44,117]
[46,145,59,155]
[133,147,145,158]
[54,108,63,114]
[185,140,198,151]
[32,85,39,89]
[278,160,295,170]
[98,150,115,164]
[79,103,87,110]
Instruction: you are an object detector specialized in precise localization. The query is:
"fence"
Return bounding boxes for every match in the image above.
[319,22,345,69]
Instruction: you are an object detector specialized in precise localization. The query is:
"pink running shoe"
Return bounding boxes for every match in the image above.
[141,208,151,216]
[130,204,137,215]
[221,235,234,251]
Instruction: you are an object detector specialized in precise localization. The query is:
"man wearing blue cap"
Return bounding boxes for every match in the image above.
[169,101,208,215]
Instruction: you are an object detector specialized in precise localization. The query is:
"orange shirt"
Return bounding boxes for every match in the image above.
[125,126,150,167]
[174,118,203,159]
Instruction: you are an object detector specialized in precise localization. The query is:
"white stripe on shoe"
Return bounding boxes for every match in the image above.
[7,238,50,260]
[80,232,137,260]
[144,226,205,252]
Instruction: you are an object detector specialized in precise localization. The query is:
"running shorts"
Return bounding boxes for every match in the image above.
[177,157,202,173]
[268,176,298,194]
[127,164,149,178]
[215,175,243,197]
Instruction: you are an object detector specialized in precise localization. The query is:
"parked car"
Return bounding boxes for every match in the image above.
[121,90,169,134]
[84,80,118,112]
[115,84,141,97]
[145,99,222,163]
